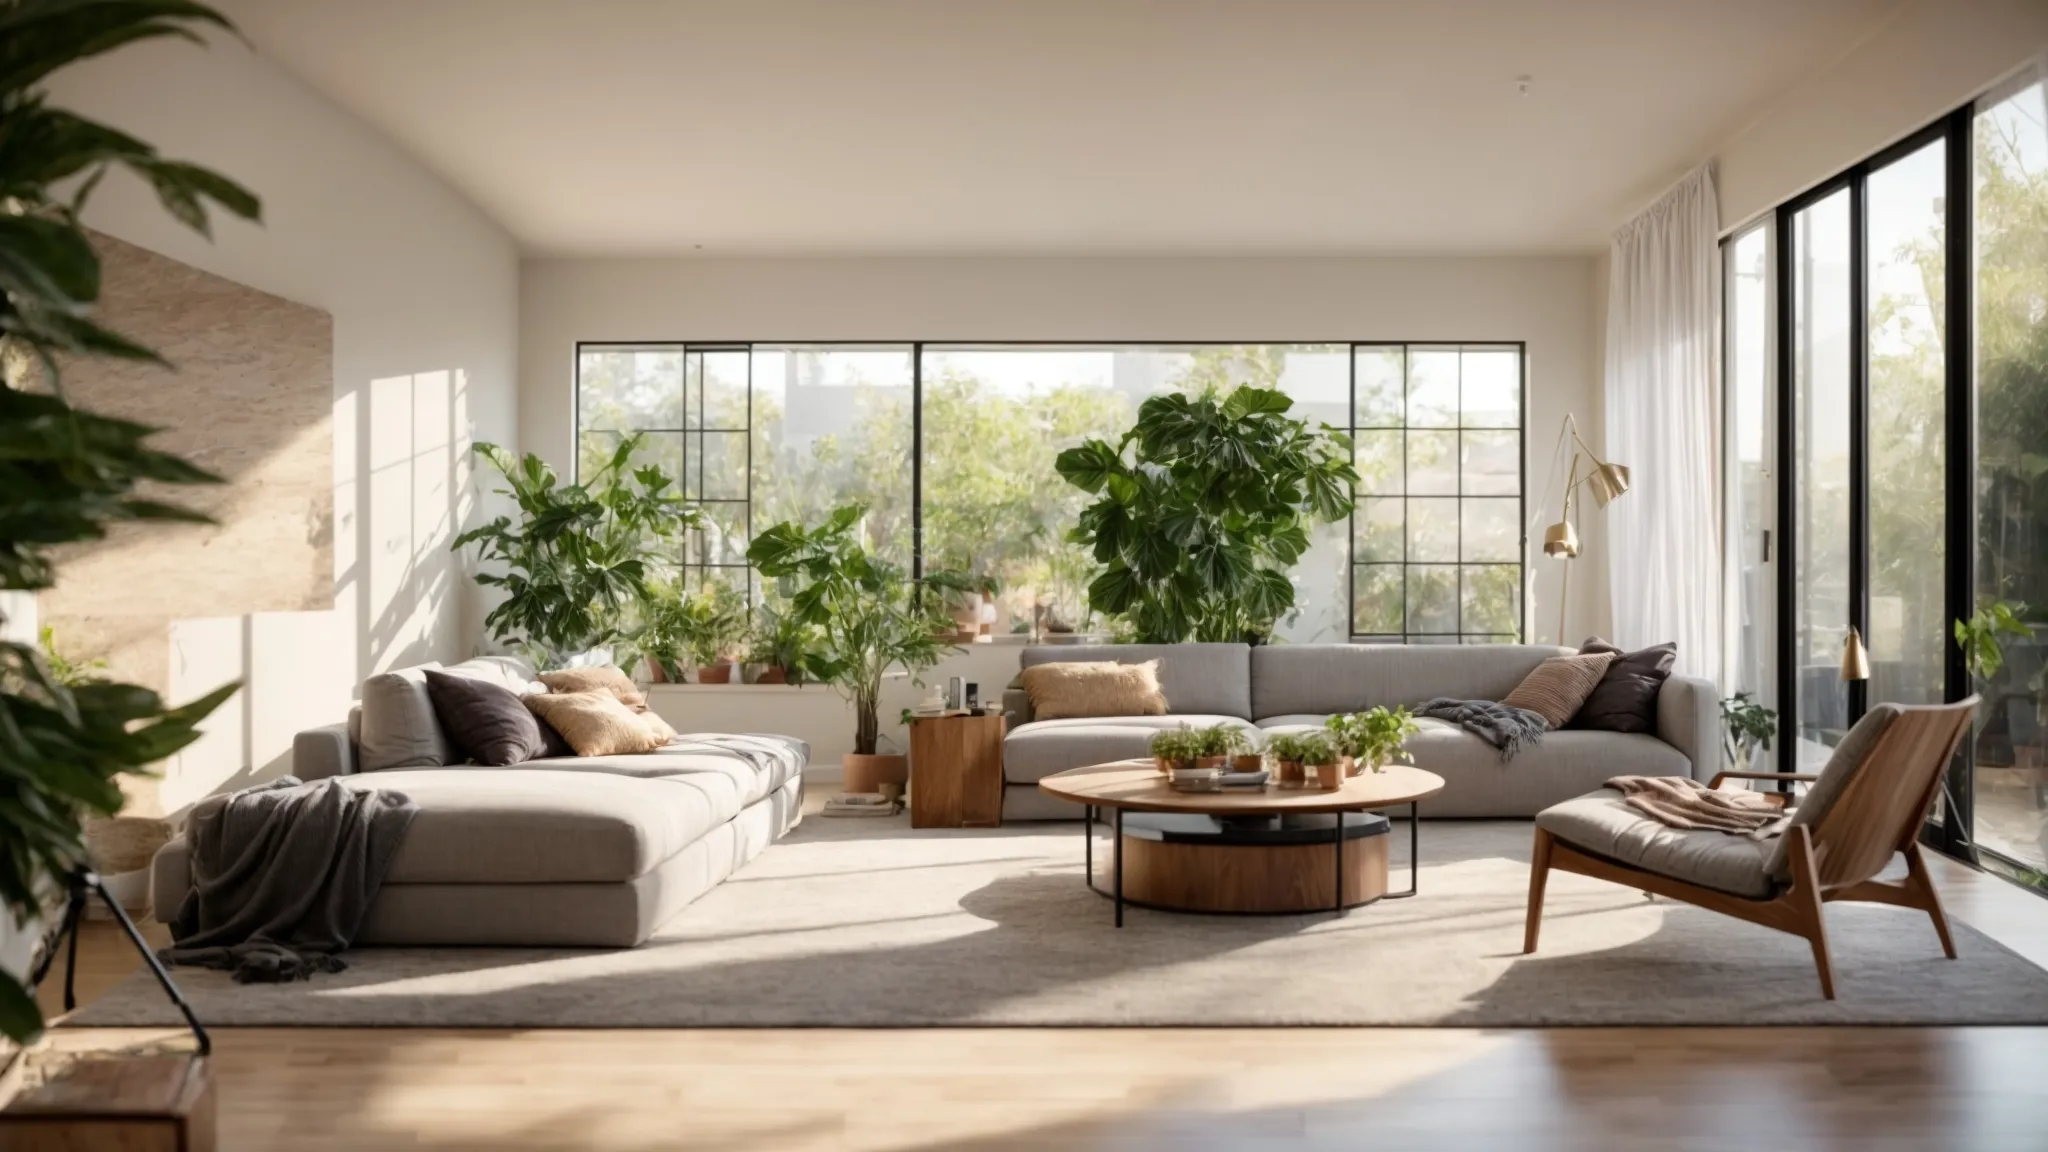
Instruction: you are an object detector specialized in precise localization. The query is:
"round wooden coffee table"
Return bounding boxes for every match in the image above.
[1038,760,1446,926]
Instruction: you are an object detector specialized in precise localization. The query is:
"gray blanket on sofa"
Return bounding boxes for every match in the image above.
[161,776,417,984]
[1416,698,1548,762]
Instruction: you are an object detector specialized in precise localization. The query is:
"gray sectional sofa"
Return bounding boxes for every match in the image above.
[150,655,805,948]
[1000,643,1717,821]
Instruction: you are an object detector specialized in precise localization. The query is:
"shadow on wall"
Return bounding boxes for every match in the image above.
[156,366,481,815]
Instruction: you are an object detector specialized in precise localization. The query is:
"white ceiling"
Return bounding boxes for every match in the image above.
[220,0,1902,256]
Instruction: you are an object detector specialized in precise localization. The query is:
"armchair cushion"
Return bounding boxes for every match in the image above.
[1762,704,1902,882]
[1535,788,1776,899]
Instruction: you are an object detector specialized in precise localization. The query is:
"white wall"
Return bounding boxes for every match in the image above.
[47,37,520,813]
[523,254,1608,759]
[1716,0,2048,233]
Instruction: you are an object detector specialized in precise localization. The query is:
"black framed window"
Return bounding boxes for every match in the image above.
[1350,344,1527,643]
[575,341,1526,643]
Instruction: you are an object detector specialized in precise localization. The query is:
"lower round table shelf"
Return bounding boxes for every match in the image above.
[1098,811,1393,914]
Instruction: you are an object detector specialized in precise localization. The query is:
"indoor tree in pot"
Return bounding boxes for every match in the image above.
[747,506,966,794]
[454,437,699,669]
[0,0,258,1046]
[1056,385,1357,643]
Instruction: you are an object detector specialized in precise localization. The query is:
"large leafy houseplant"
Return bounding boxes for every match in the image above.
[1056,386,1357,643]
[0,0,260,1044]
[454,438,699,668]
[747,506,964,756]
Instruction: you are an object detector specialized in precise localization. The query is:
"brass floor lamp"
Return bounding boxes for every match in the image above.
[1543,414,1630,643]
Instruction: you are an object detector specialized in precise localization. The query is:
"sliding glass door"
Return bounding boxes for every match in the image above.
[1786,187,1854,772]
[1972,77,2048,874]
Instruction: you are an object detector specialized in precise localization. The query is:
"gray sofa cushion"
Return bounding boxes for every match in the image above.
[1537,788,1777,899]
[331,769,742,885]
[1255,716,1691,818]
[1021,644,1251,718]
[1004,714,1256,784]
[1251,644,1569,719]
[1763,704,1902,881]
[357,663,454,771]
[517,735,808,807]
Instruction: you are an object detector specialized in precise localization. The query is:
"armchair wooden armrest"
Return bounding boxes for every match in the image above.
[1709,770,1821,789]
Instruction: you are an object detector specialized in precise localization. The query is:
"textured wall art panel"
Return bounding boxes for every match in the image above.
[40,229,334,698]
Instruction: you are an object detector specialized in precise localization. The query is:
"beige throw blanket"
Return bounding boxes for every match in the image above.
[1605,775,1789,840]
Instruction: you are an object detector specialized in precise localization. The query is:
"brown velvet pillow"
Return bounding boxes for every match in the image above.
[1571,637,1677,734]
[422,669,549,766]
[538,666,646,710]
[1500,653,1616,730]
[1020,660,1168,721]
[522,690,666,757]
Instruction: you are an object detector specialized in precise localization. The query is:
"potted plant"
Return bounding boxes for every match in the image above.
[0,0,259,1049]
[1326,706,1421,775]
[1720,692,1778,772]
[744,604,811,685]
[747,506,966,794]
[1056,385,1358,643]
[1266,731,1335,791]
[456,437,698,669]
[1226,727,1264,772]
[1148,725,1202,774]
[678,582,749,684]
[1188,723,1245,771]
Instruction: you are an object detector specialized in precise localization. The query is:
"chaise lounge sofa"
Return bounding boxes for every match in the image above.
[150,655,805,948]
[1000,643,1717,821]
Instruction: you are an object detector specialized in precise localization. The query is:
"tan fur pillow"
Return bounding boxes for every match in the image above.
[1501,653,1617,730]
[523,690,665,757]
[639,708,677,746]
[1020,660,1168,721]
[538,666,646,710]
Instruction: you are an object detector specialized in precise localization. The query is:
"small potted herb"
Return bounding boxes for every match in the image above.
[1149,725,1202,774]
[1225,727,1264,772]
[1267,731,1335,790]
[1326,706,1421,775]
[1190,723,1243,771]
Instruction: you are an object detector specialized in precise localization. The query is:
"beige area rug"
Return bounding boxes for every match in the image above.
[66,817,2048,1028]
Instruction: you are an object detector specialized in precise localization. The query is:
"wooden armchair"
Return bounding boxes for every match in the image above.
[1524,698,1978,999]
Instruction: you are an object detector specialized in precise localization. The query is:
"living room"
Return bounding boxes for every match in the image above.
[3,1,2047,1149]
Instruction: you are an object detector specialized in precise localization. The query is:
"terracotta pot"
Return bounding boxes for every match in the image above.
[1232,753,1265,772]
[696,663,733,685]
[1194,755,1229,772]
[1153,756,1184,775]
[844,752,909,794]
[1314,760,1346,790]
[754,665,787,685]
[1275,760,1308,789]
[646,660,669,684]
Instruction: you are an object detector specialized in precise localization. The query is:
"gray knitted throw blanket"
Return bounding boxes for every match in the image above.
[1416,697,1548,761]
[162,776,417,984]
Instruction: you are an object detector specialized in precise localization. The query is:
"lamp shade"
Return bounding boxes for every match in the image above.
[1840,626,1871,682]
[1543,519,1580,558]
[1587,462,1632,507]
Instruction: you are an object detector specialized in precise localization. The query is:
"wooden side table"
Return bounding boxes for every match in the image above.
[909,713,1006,828]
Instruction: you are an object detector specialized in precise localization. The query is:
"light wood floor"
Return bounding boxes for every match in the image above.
[32,841,2048,1151]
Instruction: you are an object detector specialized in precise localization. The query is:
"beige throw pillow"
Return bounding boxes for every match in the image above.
[523,690,666,757]
[538,666,647,710]
[1501,653,1617,730]
[1020,660,1168,721]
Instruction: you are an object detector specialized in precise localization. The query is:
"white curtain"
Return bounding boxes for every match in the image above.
[1604,165,1721,680]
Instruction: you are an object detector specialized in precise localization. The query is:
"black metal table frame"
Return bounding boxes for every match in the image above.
[1082,801,1421,927]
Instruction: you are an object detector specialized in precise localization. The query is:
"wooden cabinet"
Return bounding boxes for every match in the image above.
[909,713,1006,828]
